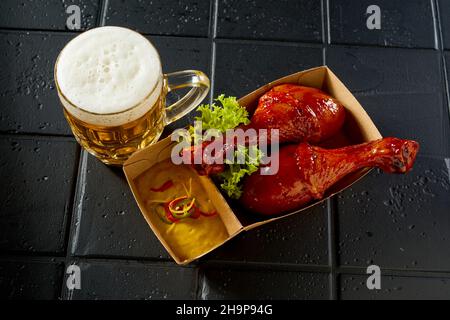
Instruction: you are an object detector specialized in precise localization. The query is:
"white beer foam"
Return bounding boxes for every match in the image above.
[56,26,163,126]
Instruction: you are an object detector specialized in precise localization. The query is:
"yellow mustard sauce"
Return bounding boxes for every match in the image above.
[136,159,229,261]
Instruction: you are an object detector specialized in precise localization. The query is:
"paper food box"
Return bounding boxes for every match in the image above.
[123,66,382,265]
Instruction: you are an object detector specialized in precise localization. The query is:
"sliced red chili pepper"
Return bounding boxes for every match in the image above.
[154,205,173,224]
[150,180,174,192]
[172,206,193,219]
[168,197,197,218]
[189,205,201,219]
[168,196,188,210]
[164,202,179,223]
[161,194,217,222]
[169,196,189,212]
[200,210,217,217]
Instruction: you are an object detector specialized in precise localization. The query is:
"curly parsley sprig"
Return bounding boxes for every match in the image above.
[189,95,263,199]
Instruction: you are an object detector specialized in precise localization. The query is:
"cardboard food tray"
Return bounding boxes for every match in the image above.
[123,66,382,265]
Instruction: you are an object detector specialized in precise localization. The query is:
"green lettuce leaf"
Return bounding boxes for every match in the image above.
[219,145,263,199]
[194,94,250,133]
[189,95,263,199]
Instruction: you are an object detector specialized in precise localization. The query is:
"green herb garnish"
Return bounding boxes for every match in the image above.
[219,145,263,199]
[195,94,250,133]
[189,95,263,199]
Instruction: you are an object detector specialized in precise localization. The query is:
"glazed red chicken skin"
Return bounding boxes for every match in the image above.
[181,84,419,216]
[241,138,419,215]
[250,84,346,144]
[185,84,347,175]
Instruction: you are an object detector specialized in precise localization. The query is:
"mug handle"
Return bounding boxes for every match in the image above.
[164,70,210,124]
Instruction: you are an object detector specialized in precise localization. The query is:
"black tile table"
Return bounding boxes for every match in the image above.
[0,259,64,299]
[70,153,170,260]
[0,31,76,135]
[0,0,99,31]
[0,135,78,254]
[62,260,197,299]
[104,0,211,37]
[216,0,322,42]
[1,0,449,300]
[438,0,450,49]
[200,267,329,300]
[339,273,450,300]
[326,45,450,157]
[213,41,323,97]
[205,203,329,266]
[336,156,450,270]
[329,0,436,48]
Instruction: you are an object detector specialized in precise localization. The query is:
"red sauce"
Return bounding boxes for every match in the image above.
[150,180,174,192]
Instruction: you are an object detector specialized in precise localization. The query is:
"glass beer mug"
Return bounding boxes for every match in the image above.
[54,26,209,165]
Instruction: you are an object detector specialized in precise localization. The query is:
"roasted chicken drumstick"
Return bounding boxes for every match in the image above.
[187,84,346,175]
[240,138,419,215]
[251,84,346,144]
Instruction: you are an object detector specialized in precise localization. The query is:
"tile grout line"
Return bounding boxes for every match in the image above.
[95,0,104,27]
[58,146,87,300]
[322,0,329,65]
[71,257,199,268]
[0,27,84,35]
[0,254,67,262]
[327,199,338,300]
[433,0,450,128]
[195,0,219,300]
[0,131,76,141]
[61,144,82,253]
[431,0,441,51]
[4,250,450,278]
[0,27,213,39]
[0,27,443,51]
[58,130,88,299]
[0,131,76,142]
[208,0,219,104]
[199,260,332,273]
[208,36,443,51]
[337,265,450,278]
[59,1,109,300]
[326,0,331,47]
[323,0,337,300]
[214,37,325,48]
[99,0,110,27]
[58,146,81,299]
[433,0,450,157]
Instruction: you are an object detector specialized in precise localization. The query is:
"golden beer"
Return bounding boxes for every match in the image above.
[62,93,165,164]
[55,26,209,165]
